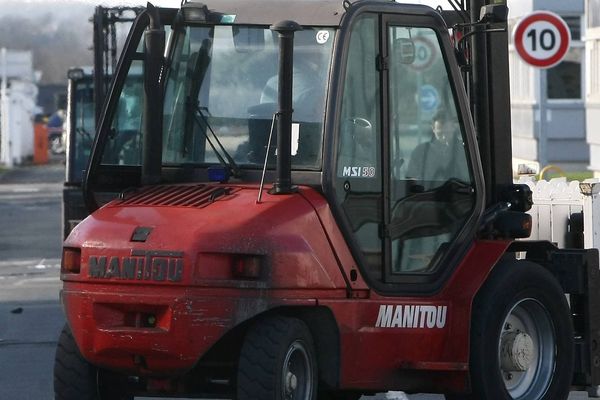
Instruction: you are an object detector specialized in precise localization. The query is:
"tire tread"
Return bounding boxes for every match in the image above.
[237,316,316,400]
[53,324,97,400]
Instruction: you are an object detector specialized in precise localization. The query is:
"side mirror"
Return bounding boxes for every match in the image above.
[478,4,508,24]
[499,184,533,212]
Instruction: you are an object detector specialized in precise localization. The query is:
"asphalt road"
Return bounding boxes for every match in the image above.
[0,160,592,400]
[0,160,65,400]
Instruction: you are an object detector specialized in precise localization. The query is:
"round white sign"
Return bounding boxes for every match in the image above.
[513,11,571,69]
[409,37,437,71]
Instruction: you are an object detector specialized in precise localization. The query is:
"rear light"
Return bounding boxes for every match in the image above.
[61,247,81,274]
[232,255,262,279]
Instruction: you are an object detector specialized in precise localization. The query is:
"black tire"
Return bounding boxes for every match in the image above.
[237,316,318,400]
[54,324,133,400]
[54,324,98,400]
[463,260,573,400]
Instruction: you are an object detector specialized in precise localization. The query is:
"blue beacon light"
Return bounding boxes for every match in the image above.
[207,166,230,183]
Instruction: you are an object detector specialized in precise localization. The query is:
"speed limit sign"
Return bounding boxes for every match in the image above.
[409,37,437,71]
[513,11,571,69]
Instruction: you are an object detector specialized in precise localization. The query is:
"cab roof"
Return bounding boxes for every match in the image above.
[183,0,434,27]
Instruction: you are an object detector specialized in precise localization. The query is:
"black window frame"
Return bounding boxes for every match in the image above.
[324,3,485,296]
[84,8,178,211]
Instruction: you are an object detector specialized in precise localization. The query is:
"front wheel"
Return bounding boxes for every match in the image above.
[237,316,318,400]
[54,324,133,400]
[465,261,573,400]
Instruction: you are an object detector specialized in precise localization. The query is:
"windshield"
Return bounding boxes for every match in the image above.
[162,24,334,170]
[70,79,95,182]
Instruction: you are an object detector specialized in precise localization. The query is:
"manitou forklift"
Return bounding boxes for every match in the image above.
[63,67,94,239]
[62,7,143,240]
[54,1,600,399]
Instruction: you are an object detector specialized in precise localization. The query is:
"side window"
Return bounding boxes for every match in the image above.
[72,80,95,182]
[334,14,383,281]
[101,59,144,166]
[101,26,171,167]
[99,25,165,167]
[387,26,475,275]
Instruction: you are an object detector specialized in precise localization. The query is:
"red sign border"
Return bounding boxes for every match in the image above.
[407,36,437,72]
[514,11,571,69]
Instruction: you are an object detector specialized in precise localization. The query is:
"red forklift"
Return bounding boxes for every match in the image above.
[54,0,600,399]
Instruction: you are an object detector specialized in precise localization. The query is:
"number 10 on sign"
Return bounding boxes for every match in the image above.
[513,11,571,69]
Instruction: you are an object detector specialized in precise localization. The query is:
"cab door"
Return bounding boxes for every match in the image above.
[381,14,483,291]
[327,6,485,389]
[331,8,484,295]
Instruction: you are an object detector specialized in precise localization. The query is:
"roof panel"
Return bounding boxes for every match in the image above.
[186,0,348,26]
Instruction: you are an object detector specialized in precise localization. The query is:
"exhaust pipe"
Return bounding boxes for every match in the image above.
[142,3,165,185]
[269,20,301,195]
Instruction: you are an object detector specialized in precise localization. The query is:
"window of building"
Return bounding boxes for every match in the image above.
[563,16,581,40]
[547,15,583,100]
[547,47,583,99]
[590,0,600,28]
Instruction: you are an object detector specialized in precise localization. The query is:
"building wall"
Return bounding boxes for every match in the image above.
[586,0,600,174]
[509,39,539,166]
[9,81,37,162]
[508,0,587,171]
[532,0,584,14]
[0,49,38,167]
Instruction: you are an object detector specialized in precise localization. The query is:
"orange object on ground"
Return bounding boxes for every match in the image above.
[33,123,49,164]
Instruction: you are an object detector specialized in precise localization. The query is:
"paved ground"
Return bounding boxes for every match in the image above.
[0,158,66,400]
[0,160,440,400]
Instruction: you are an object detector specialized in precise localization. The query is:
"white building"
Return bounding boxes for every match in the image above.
[508,0,587,172]
[586,0,600,175]
[0,49,39,167]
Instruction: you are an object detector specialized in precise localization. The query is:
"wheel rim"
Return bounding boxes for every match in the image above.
[281,340,313,400]
[51,137,60,147]
[498,298,556,399]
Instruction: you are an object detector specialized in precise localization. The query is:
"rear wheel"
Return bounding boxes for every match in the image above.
[237,316,318,400]
[455,261,573,400]
[54,324,97,400]
[54,324,132,400]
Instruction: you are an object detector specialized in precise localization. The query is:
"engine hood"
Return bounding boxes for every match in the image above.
[63,183,346,289]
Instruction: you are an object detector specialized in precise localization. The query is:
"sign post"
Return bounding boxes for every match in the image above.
[513,11,571,168]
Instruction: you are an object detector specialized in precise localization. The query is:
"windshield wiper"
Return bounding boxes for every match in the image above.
[187,99,241,178]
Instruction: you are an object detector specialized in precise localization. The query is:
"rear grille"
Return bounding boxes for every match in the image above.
[115,185,238,208]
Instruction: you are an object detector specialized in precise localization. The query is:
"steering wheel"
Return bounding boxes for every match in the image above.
[349,117,372,129]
